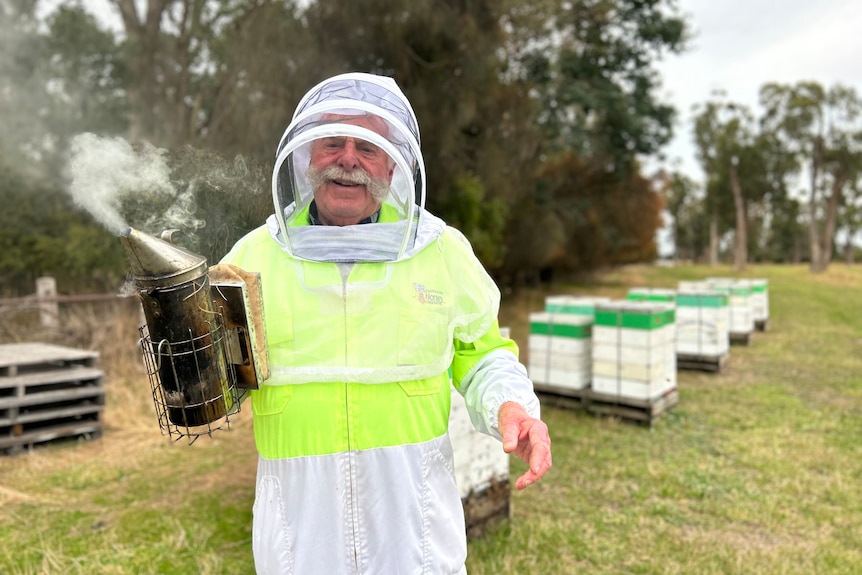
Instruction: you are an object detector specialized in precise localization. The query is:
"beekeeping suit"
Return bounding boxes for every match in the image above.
[221,72,542,575]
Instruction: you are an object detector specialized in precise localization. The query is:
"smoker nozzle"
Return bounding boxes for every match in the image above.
[119,227,207,289]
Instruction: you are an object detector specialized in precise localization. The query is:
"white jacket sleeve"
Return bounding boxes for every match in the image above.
[458,348,541,441]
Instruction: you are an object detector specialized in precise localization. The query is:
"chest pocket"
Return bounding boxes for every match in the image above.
[252,384,293,416]
[398,375,446,397]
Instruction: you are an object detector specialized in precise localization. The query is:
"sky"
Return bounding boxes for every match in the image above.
[654,0,862,182]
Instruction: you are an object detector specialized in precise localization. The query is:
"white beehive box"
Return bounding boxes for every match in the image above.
[748,278,769,328]
[626,288,677,305]
[678,280,710,292]
[591,301,676,400]
[449,386,509,499]
[528,312,593,392]
[544,295,611,317]
[706,278,754,339]
[675,291,730,357]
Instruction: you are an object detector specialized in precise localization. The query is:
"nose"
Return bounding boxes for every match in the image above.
[337,139,361,170]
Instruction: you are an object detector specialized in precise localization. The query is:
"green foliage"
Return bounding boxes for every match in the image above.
[500,153,662,284]
[0,0,690,290]
[444,173,509,268]
[664,171,710,261]
[506,0,689,165]
[164,146,273,264]
[760,81,862,271]
[0,161,127,293]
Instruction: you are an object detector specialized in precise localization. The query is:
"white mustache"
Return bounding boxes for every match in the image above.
[307,165,390,202]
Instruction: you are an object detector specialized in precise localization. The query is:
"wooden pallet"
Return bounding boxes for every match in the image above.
[677,352,728,373]
[755,319,769,332]
[537,385,678,425]
[462,478,510,540]
[582,388,679,425]
[534,383,587,410]
[0,343,104,455]
[729,332,751,346]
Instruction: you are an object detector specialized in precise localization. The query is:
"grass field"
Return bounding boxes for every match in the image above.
[1,263,861,574]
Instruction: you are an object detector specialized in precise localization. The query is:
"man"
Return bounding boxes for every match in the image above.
[221,72,551,575]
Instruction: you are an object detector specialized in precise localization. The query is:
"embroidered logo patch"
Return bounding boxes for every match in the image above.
[413,283,445,305]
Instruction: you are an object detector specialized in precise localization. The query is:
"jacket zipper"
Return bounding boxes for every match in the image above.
[340,263,361,573]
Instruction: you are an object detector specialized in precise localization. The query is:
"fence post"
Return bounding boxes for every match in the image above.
[36,276,59,329]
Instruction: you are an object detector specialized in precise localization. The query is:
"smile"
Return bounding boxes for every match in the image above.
[332,179,363,187]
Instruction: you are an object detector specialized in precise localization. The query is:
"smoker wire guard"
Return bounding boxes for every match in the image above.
[138,265,269,443]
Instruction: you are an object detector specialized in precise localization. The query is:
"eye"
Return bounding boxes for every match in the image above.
[357,142,382,157]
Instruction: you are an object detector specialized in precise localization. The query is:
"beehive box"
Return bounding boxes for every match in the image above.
[544,295,611,317]
[748,279,770,330]
[591,301,676,401]
[449,385,510,539]
[0,343,105,455]
[678,280,710,292]
[528,312,593,393]
[626,288,677,304]
[675,291,731,371]
[705,278,754,343]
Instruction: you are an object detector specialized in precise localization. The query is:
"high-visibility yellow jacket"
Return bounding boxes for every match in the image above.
[221,207,539,575]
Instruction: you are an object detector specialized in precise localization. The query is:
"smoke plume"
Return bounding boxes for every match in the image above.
[67,133,176,236]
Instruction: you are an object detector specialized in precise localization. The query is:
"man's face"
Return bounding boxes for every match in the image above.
[308,115,395,226]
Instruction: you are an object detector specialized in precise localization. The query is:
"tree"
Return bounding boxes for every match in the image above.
[760,81,862,272]
[693,96,763,270]
[304,0,542,269]
[663,170,709,261]
[502,0,689,168]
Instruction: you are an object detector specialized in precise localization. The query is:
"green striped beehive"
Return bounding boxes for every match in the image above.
[591,301,676,401]
[705,278,754,337]
[544,295,611,318]
[748,279,769,328]
[626,288,676,304]
[675,291,729,357]
[528,312,593,392]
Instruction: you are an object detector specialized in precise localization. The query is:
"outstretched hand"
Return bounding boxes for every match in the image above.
[498,401,552,490]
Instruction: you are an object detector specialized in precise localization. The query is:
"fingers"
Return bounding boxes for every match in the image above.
[527,421,551,475]
[515,468,541,490]
[515,421,551,490]
[501,420,520,453]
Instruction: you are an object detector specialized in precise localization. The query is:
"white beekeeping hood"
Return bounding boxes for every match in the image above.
[271,72,427,262]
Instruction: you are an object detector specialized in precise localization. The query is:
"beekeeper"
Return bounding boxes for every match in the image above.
[221,72,552,575]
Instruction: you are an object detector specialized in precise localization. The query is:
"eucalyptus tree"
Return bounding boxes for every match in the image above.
[838,177,862,263]
[693,96,761,270]
[765,192,806,263]
[663,170,709,261]
[760,81,862,272]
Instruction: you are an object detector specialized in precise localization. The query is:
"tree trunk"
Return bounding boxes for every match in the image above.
[728,160,747,271]
[708,214,718,266]
[816,173,846,271]
[844,233,855,264]
[808,141,823,272]
[112,0,172,144]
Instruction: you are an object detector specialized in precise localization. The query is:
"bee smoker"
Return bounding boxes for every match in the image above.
[119,227,268,441]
